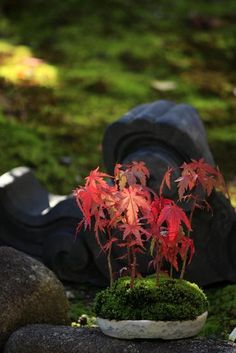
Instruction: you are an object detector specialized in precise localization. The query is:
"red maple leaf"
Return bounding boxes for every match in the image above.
[158,203,191,241]
[85,167,111,188]
[175,164,197,200]
[114,161,150,189]
[159,167,173,195]
[74,187,93,229]
[127,161,150,186]
[118,185,150,224]
[178,236,195,264]
[176,158,226,200]
[119,222,150,247]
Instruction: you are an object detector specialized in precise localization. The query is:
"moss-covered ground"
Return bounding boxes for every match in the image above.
[1,0,236,338]
[202,284,236,339]
[0,1,236,199]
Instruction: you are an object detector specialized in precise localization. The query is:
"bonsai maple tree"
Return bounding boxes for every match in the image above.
[74,159,226,288]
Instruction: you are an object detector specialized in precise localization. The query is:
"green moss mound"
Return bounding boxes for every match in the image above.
[94,276,208,321]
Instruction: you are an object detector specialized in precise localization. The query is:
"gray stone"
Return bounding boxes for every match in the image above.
[4,325,236,353]
[0,247,69,350]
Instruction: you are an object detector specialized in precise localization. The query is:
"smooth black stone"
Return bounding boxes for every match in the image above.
[102,100,214,177]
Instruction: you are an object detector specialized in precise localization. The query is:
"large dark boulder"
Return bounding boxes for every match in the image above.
[4,325,236,353]
[0,247,69,350]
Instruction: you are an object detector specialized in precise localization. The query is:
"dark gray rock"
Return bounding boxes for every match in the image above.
[0,247,69,350]
[102,100,214,178]
[4,325,236,353]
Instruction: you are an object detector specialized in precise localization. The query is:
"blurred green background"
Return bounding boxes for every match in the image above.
[0,0,235,200]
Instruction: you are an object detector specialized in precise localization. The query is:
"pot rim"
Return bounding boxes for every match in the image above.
[97,311,208,340]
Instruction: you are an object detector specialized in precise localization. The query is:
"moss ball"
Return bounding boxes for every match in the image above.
[94,276,208,321]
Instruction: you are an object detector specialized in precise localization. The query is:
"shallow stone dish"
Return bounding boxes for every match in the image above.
[97,311,208,340]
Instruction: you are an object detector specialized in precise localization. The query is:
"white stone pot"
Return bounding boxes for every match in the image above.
[97,311,208,340]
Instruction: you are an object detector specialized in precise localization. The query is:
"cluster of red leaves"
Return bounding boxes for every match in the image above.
[160,158,226,278]
[176,158,226,202]
[74,161,197,284]
[149,196,194,273]
[74,159,226,285]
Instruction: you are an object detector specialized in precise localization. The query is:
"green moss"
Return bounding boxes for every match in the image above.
[201,284,236,339]
[94,276,208,321]
[67,285,98,327]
